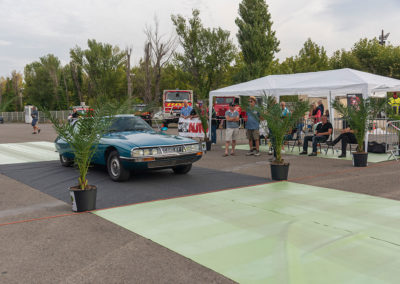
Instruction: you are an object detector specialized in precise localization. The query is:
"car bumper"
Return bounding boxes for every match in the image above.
[120,152,202,169]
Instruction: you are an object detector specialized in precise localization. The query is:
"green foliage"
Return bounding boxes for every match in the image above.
[332,97,381,152]
[260,97,308,163]
[330,38,400,79]
[235,0,280,81]
[241,96,308,163]
[0,96,16,112]
[24,54,67,110]
[46,101,124,190]
[70,39,126,102]
[280,39,329,73]
[193,104,209,141]
[172,10,236,99]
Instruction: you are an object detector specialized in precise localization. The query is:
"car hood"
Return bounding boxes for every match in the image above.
[103,131,198,148]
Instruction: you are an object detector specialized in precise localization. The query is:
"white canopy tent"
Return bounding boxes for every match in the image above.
[208,68,400,150]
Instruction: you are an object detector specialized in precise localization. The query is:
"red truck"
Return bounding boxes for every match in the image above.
[162,90,193,126]
[214,96,246,127]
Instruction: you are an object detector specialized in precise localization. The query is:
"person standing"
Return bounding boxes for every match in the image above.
[223,102,240,156]
[211,106,218,144]
[180,99,192,119]
[317,100,324,117]
[31,106,40,134]
[245,96,261,156]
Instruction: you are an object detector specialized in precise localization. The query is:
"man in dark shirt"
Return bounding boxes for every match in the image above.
[300,115,332,156]
[326,121,357,158]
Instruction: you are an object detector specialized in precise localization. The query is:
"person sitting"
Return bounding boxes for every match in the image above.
[300,115,332,156]
[326,123,357,158]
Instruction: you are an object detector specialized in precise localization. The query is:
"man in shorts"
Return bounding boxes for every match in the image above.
[223,102,240,156]
[246,96,261,156]
[31,106,40,134]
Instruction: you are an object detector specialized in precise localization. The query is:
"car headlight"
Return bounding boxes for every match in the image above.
[131,149,144,157]
[185,144,200,152]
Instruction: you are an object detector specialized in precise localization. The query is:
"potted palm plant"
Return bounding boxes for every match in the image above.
[243,96,309,180]
[332,97,384,167]
[193,103,211,151]
[47,103,118,211]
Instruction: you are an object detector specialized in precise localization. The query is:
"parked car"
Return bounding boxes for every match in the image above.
[132,104,153,126]
[55,115,203,181]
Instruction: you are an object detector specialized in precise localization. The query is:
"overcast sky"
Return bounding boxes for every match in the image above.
[0,0,399,78]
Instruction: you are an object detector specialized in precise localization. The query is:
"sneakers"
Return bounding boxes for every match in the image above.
[268,150,273,155]
[308,152,317,156]
[246,151,254,156]
[254,151,260,156]
[299,151,307,155]
[338,153,346,158]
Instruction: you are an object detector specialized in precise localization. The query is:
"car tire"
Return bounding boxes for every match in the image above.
[107,150,130,182]
[60,154,73,167]
[172,164,192,174]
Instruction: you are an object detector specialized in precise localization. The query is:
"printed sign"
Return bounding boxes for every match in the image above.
[178,117,205,138]
[347,94,361,107]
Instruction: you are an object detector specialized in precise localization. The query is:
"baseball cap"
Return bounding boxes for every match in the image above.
[249,96,256,101]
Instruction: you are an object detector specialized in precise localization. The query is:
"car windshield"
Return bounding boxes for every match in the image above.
[108,117,153,132]
[215,97,234,104]
[165,92,190,101]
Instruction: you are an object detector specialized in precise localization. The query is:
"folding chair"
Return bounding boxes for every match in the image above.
[388,145,399,161]
[286,128,302,152]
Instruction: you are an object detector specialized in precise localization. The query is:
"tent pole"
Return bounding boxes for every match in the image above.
[328,91,334,139]
[363,86,369,152]
[208,94,213,141]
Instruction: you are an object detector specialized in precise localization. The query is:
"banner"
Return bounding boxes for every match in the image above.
[347,94,361,107]
[178,117,205,138]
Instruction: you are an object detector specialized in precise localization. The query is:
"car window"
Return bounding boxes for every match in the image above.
[165,92,190,101]
[109,117,153,132]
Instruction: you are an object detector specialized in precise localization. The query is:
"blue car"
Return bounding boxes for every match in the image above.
[55,115,203,181]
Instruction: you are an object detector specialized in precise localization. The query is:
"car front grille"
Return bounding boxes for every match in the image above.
[147,155,198,169]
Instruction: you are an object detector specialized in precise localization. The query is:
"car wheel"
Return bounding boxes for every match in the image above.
[172,164,192,174]
[60,154,74,167]
[107,150,130,182]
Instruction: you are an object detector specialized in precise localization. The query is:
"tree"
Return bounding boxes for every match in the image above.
[235,0,280,81]
[125,47,133,103]
[145,16,176,103]
[11,71,23,111]
[40,54,62,108]
[280,38,329,73]
[172,9,236,99]
[70,39,126,104]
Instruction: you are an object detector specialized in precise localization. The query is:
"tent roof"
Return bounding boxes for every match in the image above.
[210,68,400,98]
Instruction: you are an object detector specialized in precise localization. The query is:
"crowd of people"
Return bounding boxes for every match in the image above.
[214,98,357,159]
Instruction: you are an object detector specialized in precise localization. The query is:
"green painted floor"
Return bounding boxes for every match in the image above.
[95,182,400,284]
[233,144,394,163]
[0,141,59,164]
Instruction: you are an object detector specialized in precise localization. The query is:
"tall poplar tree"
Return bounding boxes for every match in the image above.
[235,0,280,82]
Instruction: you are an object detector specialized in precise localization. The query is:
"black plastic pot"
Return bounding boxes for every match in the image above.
[206,141,212,151]
[69,185,97,212]
[270,163,289,180]
[352,152,368,167]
